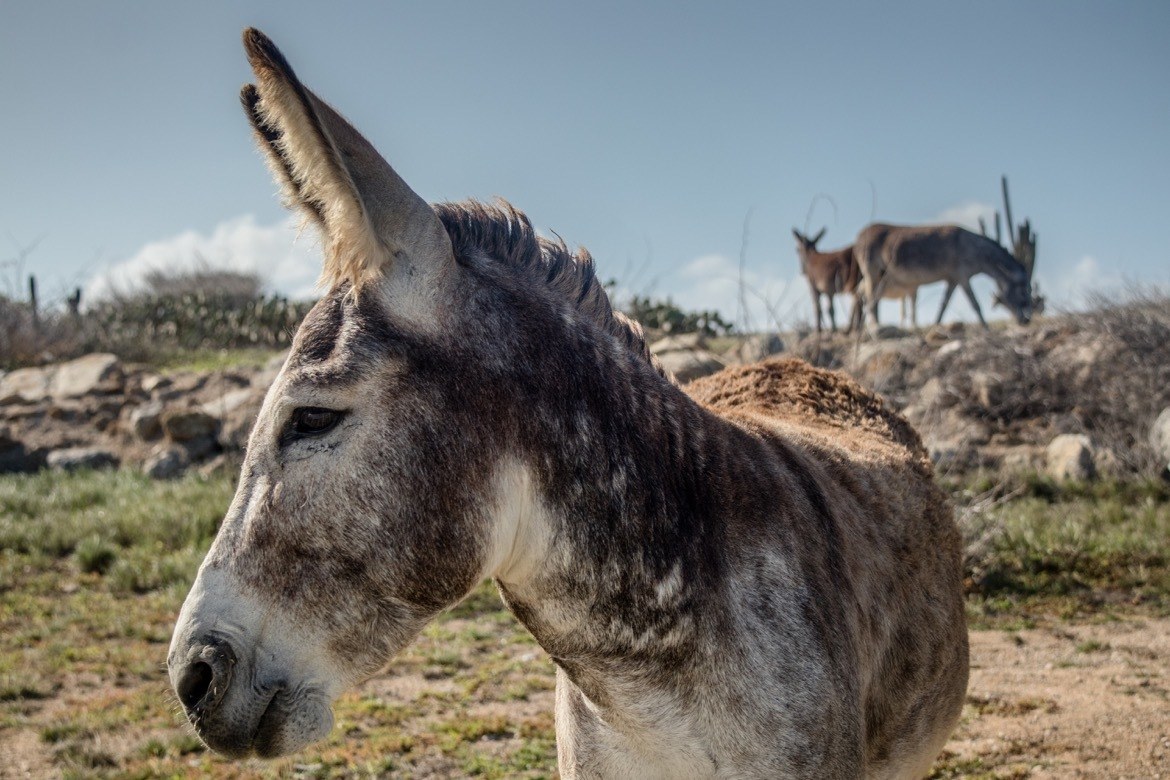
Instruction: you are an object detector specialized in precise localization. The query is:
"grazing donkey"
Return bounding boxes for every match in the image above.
[853,222,1034,334]
[169,29,968,778]
[792,229,919,334]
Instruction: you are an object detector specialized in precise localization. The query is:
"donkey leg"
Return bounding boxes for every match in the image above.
[961,280,989,328]
[866,278,888,337]
[846,294,863,335]
[935,283,956,325]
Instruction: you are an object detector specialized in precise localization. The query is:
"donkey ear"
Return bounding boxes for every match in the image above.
[240,28,453,292]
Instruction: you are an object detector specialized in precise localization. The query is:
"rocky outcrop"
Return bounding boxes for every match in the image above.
[0,352,285,480]
[3,306,1168,481]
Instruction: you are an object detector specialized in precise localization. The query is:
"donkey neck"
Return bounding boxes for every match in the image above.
[975,239,1025,288]
[487,317,751,703]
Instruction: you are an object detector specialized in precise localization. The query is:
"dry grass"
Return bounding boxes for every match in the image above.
[1,469,1168,777]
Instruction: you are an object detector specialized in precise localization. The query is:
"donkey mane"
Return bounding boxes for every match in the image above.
[433,199,660,372]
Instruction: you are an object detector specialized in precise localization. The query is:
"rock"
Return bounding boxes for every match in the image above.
[1001,446,1043,473]
[1045,333,1120,384]
[152,372,206,402]
[1094,446,1125,478]
[657,349,724,384]
[162,408,218,442]
[969,370,1006,412]
[903,377,956,416]
[201,387,257,418]
[1046,434,1096,481]
[129,401,165,441]
[917,408,993,473]
[936,340,964,359]
[140,373,171,394]
[0,428,41,473]
[198,453,237,479]
[46,447,120,472]
[851,338,916,375]
[181,434,220,462]
[1150,408,1170,473]
[204,388,264,451]
[48,353,123,399]
[650,333,707,354]
[0,366,54,405]
[143,444,188,479]
[735,333,785,364]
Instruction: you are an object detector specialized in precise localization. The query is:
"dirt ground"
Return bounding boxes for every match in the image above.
[940,616,1170,779]
[4,617,1168,778]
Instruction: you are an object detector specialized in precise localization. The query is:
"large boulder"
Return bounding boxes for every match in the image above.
[48,353,123,399]
[0,366,54,405]
[1046,434,1096,481]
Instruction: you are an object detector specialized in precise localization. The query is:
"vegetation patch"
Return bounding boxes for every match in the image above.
[1,468,1167,776]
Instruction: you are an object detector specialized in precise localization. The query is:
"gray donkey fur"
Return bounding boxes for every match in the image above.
[169,29,969,778]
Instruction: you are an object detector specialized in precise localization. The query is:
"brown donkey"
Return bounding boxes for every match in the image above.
[793,229,919,333]
[169,30,968,778]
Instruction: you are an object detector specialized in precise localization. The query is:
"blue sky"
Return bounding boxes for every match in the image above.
[2,1,1167,328]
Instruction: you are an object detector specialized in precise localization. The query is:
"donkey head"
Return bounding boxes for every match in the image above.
[991,272,1035,325]
[791,227,826,273]
[167,29,604,757]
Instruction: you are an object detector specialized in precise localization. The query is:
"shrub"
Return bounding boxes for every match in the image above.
[74,535,117,575]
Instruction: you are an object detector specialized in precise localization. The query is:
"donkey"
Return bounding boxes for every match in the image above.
[169,29,968,778]
[853,222,1034,334]
[792,229,919,334]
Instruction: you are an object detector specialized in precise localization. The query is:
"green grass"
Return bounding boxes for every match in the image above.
[0,469,556,778]
[957,472,1170,627]
[154,346,283,374]
[0,468,1167,776]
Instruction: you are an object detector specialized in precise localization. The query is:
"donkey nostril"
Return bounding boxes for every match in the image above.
[178,661,215,710]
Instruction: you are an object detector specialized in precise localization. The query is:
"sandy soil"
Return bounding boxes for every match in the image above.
[941,616,1170,778]
[5,618,1168,778]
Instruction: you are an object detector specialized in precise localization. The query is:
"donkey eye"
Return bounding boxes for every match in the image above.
[287,407,344,439]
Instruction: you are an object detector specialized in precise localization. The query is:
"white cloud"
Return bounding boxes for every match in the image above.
[666,253,799,331]
[86,215,324,301]
[1039,254,1125,309]
[933,200,997,233]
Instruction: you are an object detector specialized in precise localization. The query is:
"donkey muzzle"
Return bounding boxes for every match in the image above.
[173,635,237,721]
